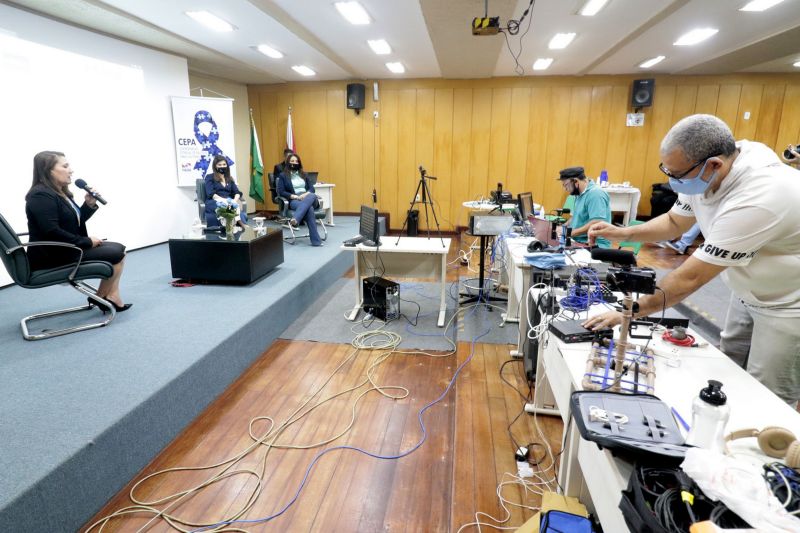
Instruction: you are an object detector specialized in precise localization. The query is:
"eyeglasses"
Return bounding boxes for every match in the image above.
[658,155,717,182]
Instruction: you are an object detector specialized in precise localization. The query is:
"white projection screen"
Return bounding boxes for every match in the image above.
[0,4,194,286]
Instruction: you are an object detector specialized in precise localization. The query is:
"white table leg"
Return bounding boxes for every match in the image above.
[438,252,447,327]
[346,250,361,321]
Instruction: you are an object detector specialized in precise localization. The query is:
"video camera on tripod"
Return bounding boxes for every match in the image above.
[591,248,657,294]
[490,182,513,204]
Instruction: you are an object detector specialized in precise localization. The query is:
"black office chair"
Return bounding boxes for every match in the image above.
[267,172,327,245]
[195,178,207,224]
[0,212,117,340]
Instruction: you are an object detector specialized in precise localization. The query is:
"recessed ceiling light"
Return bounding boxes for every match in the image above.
[367,39,391,55]
[292,65,316,76]
[579,0,610,16]
[334,1,370,25]
[185,11,235,32]
[385,62,405,74]
[533,58,553,70]
[794,60,800,68]
[674,28,718,46]
[256,44,283,59]
[548,33,576,49]
[639,55,665,68]
[739,0,785,11]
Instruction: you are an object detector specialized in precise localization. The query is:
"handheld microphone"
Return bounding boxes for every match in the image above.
[74,179,107,205]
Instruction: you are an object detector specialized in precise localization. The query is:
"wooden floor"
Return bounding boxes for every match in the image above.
[84,236,687,533]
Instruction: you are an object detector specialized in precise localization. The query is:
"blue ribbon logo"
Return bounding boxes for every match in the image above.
[193,110,234,176]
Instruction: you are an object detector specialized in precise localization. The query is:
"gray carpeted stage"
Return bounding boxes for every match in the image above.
[0,218,360,532]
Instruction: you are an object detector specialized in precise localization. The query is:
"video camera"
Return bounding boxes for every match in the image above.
[606,267,657,294]
[490,182,513,204]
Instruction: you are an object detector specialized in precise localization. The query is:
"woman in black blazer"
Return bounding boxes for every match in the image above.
[276,153,322,246]
[25,151,131,312]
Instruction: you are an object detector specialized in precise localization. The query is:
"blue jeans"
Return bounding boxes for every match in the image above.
[676,223,701,249]
[289,195,321,245]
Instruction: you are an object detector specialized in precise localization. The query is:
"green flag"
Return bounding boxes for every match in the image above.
[249,116,265,204]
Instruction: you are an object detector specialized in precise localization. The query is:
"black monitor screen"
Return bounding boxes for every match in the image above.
[518,192,533,220]
[359,205,380,246]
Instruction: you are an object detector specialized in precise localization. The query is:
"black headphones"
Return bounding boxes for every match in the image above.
[527,239,543,253]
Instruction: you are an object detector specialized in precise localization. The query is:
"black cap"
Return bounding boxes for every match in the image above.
[699,380,727,406]
[558,166,585,180]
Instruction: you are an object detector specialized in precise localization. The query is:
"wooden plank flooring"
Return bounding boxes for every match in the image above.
[83,236,686,533]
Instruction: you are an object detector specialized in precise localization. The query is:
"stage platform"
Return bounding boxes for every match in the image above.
[0,218,360,532]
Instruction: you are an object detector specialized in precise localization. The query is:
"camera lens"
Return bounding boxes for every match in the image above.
[785,148,797,160]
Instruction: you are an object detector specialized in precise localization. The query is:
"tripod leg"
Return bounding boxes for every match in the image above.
[396,178,424,244]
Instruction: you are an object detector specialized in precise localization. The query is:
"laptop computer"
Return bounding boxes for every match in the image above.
[530,217,560,247]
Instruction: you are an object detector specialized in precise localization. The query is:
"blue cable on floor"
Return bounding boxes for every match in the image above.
[193,286,494,531]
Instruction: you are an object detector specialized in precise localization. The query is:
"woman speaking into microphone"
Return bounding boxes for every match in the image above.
[25,151,131,312]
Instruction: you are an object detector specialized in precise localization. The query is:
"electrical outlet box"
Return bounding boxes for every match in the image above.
[626,113,645,127]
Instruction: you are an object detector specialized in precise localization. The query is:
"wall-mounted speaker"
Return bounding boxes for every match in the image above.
[631,79,655,108]
[347,83,365,113]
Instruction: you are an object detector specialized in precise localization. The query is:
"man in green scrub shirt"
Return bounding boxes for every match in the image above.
[557,167,611,248]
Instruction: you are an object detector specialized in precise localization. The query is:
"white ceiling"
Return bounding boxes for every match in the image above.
[5,0,800,83]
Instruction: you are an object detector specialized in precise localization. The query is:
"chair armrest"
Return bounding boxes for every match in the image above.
[5,241,85,281]
[16,232,29,237]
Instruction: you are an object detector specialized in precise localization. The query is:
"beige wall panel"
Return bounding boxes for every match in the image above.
[468,88,492,204]
[451,88,474,227]
[716,85,742,129]
[433,88,454,228]
[695,85,720,115]
[249,74,800,227]
[641,84,677,215]
[541,88,571,212]
[488,88,512,189]
[525,87,551,206]
[326,90,346,211]
[775,85,800,153]
[397,89,418,225]
[565,86,592,173]
[378,90,399,223]
[604,85,630,188]
[734,85,763,140]
[754,85,785,149]
[415,89,435,230]
[506,87,531,199]
[584,86,613,180]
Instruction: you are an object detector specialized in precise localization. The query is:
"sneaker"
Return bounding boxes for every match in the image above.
[664,241,687,255]
[312,242,324,247]
[655,241,670,249]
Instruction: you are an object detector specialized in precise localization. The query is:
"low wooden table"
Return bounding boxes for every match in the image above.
[169,226,284,284]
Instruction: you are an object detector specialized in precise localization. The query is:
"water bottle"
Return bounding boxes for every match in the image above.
[599,169,608,187]
[685,380,730,452]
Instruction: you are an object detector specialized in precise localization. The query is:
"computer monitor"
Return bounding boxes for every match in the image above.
[359,205,380,247]
[517,192,534,220]
[306,171,319,185]
[530,217,559,247]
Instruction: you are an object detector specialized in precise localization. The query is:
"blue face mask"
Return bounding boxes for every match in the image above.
[669,159,716,195]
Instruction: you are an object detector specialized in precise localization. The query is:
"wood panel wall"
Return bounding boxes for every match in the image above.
[249,74,800,231]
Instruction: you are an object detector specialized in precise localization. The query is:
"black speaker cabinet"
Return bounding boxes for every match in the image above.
[631,79,655,108]
[346,83,365,113]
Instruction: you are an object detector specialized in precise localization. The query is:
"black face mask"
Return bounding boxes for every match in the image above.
[216,166,229,175]
[288,163,300,171]
[569,179,581,196]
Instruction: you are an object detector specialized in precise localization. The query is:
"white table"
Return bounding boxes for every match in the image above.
[526,294,800,531]
[315,183,336,225]
[603,185,640,226]
[342,236,451,327]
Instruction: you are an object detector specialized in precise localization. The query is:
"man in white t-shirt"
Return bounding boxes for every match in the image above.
[584,114,800,404]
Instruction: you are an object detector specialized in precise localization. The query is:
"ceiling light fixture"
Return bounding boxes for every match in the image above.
[334,2,370,25]
[533,58,553,70]
[185,11,236,32]
[385,62,405,74]
[674,28,718,46]
[794,60,800,68]
[256,44,283,59]
[367,39,391,55]
[639,55,665,68]
[739,0,785,12]
[292,65,316,76]
[579,0,610,16]
[548,32,576,49]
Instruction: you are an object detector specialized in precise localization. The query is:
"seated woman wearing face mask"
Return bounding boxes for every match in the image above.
[204,154,248,228]
[276,153,323,246]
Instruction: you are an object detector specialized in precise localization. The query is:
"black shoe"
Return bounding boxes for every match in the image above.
[88,297,132,313]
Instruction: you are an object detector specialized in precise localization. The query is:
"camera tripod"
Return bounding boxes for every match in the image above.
[395,166,446,248]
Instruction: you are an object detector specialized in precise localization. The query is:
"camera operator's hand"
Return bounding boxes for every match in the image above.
[587,221,628,246]
[583,310,623,330]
